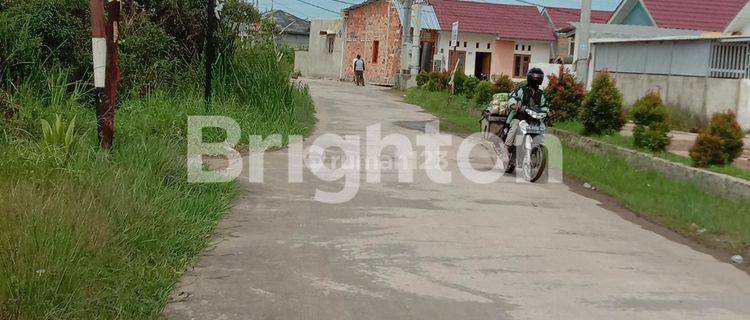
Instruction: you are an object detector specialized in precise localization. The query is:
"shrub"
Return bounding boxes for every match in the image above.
[0,12,43,89]
[579,72,625,135]
[452,72,468,95]
[633,122,671,151]
[463,77,479,99]
[416,71,429,87]
[630,92,669,126]
[689,112,745,167]
[630,92,671,151]
[119,18,181,96]
[3,0,91,78]
[427,72,449,91]
[545,67,585,124]
[492,74,514,93]
[437,71,451,91]
[425,79,438,92]
[474,81,494,105]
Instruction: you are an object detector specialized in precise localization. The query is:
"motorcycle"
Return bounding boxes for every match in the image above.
[481,103,548,182]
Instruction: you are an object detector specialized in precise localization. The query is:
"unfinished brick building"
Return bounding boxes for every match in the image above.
[343,0,404,85]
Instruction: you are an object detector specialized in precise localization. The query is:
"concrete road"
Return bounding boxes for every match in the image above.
[165,79,750,320]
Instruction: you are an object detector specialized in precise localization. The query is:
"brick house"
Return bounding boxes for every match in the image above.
[541,7,611,63]
[342,0,404,85]
[429,0,555,81]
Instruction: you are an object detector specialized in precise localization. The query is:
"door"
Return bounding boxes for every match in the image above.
[449,50,466,73]
[474,52,492,80]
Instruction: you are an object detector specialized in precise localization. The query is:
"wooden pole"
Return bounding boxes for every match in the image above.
[102,0,121,149]
[205,0,217,112]
[89,0,107,147]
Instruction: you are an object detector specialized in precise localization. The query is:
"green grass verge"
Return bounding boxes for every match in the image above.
[404,87,750,255]
[0,45,315,319]
[402,88,484,134]
[554,120,750,181]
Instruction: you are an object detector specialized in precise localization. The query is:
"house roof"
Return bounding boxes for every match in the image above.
[266,10,310,35]
[428,0,555,41]
[544,7,612,31]
[611,0,749,32]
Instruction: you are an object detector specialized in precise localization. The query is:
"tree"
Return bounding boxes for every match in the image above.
[630,92,671,151]
[689,112,745,167]
[545,67,584,124]
[579,71,625,135]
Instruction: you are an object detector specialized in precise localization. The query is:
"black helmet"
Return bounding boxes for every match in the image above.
[527,68,544,88]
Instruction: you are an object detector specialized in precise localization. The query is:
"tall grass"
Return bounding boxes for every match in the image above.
[0,43,315,319]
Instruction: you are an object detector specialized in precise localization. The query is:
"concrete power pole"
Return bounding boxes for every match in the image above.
[398,0,413,88]
[89,0,109,148]
[576,0,592,83]
[410,0,422,76]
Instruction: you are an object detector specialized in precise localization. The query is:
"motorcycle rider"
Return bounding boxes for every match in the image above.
[502,68,548,164]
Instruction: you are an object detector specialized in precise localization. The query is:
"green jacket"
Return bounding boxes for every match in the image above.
[506,86,547,124]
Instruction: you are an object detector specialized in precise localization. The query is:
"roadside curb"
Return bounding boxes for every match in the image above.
[550,128,750,200]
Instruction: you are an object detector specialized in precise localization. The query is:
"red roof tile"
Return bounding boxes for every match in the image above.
[544,7,612,30]
[641,0,748,32]
[429,0,555,41]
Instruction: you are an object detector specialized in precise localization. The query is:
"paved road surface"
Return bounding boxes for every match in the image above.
[165,79,750,320]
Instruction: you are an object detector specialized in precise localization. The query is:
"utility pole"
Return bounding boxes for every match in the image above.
[398,0,413,89]
[576,0,592,84]
[89,0,107,148]
[409,0,422,76]
[205,0,217,112]
[102,0,121,149]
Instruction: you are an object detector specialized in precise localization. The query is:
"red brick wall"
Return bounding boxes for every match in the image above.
[344,0,402,84]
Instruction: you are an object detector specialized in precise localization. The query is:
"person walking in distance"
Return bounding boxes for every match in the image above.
[354,55,365,86]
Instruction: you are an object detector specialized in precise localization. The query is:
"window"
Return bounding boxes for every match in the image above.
[326,34,335,53]
[372,41,379,64]
[463,41,467,48]
[528,45,531,51]
[569,38,575,55]
[487,43,491,49]
[515,44,519,50]
[476,42,480,49]
[513,54,530,78]
[521,45,525,51]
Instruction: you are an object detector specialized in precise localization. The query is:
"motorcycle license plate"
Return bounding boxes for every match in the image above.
[526,126,544,134]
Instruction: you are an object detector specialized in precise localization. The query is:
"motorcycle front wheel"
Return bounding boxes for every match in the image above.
[522,145,547,182]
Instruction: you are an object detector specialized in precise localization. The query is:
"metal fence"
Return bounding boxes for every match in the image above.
[709,41,750,79]
[593,38,750,79]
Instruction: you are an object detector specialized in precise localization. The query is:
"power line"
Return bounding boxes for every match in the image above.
[327,0,357,5]
[290,0,340,14]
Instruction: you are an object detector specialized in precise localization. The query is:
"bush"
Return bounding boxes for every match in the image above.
[3,0,91,77]
[514,80,527,91]
[630,92,671,151]
[453,72,468,95]
[689,112,745,167]
[427,72,450,91]
[545,67,584,124]
[416,71,429,87]
[492,74,514,93]
[425,79,438,92]
[474,81,494,105]
[463,77,479,99]
[633,122,671,151]
[119,18,181,96]
[579,72,625,135]
[630,92,669,126]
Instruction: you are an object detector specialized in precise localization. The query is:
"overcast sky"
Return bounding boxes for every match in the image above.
[258,0,622,20]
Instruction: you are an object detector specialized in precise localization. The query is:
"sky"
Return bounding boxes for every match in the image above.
[258,0,623,20]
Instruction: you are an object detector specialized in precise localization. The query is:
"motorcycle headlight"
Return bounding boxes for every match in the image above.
[525,109,547,120]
